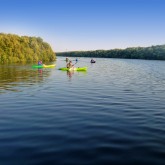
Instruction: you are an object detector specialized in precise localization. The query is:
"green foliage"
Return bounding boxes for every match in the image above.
[56,45,165,60]
[0,33,56,64]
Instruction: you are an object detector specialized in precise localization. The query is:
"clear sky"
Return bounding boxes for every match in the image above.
[0,0,165,52]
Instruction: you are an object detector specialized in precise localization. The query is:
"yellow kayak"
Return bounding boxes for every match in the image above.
[32,64,56,68]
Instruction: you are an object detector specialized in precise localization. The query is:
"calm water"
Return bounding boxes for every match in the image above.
[0,57,165,165]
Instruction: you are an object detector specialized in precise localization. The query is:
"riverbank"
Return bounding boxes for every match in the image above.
[56,44,165,60]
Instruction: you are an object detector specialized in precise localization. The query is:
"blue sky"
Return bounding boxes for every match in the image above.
[0,0,165,52]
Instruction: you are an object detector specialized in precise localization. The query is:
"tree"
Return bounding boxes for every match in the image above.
[0,33,56,64]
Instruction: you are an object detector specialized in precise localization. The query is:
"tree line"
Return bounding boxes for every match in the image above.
[0,33,56,64]
[56,44,165,60]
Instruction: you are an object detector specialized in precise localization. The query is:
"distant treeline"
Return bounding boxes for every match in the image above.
[56,45,165,60]
[0,33,56,64]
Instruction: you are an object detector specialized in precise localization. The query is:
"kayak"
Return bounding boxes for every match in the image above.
[32,64,56,68]
[59,67,87,71]
[91,61,96,63]
[43,64,56,68]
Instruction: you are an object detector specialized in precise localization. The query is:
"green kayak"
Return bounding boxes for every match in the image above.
[32,64,56,68]
[59,67,87,71]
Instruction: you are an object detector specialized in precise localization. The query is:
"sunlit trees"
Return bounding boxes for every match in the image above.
[0,33,56,64]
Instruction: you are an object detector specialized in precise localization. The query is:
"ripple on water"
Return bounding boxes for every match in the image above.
[0,58,165,164]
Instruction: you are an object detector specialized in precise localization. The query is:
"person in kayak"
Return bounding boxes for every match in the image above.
[38,60,46,67]
[91,59,95,63]
[66,61,74,69]
[38,60,43,65]
[66,57,69,62]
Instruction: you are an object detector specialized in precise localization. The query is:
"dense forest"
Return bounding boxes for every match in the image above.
[0,33,56,64]
[56,44,165,60]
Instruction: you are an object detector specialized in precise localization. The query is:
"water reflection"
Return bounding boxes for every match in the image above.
[67,70,74,79]
[65,70,87,81]
[0,64,52,93]
[37,68,43,77]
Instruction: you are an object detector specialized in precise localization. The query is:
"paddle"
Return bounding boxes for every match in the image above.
[71,59,78,67]
[73,61,78,66]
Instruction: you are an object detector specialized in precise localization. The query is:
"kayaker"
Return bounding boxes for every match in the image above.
[91,59,95,63]
[38,60,43,65]
[38,60,46,67]
[66,61,74,69]
[66,57,69,62]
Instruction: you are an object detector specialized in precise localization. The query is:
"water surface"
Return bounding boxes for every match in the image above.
[0,57,165,165]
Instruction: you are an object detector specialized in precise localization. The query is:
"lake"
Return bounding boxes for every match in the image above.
[0,57,165,165]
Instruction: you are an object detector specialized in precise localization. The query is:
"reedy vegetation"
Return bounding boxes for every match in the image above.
[0,33,56,64]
